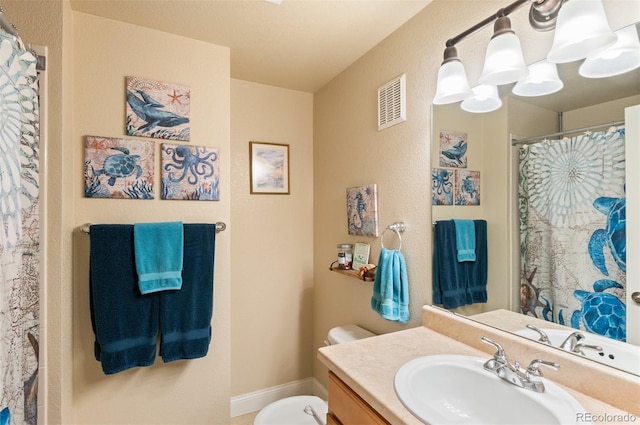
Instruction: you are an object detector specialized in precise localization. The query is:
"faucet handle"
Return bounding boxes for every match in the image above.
[526,324,551,344]
[481,336,507,362]
[526,359,559,378]
[573,343,603,356]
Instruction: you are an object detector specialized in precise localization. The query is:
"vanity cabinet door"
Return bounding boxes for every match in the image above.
[328,372,390,425]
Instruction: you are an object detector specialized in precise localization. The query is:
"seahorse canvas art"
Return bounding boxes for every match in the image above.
[347,184,379,237]
[161,143,220,201]
[126,76,191,141]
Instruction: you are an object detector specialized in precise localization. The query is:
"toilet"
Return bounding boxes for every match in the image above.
[253,325,375,425]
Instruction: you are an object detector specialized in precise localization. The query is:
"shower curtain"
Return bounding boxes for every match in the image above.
[518,127,626,342]
[0,28,41,425]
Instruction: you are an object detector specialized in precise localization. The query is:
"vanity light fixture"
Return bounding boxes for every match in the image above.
[433,46,473,104]
[479,15,529,86]
[433,0,563,105]
[579,24,640,78]
[461,85,503,113]
[546,0,617,63]
[512,60,563,97]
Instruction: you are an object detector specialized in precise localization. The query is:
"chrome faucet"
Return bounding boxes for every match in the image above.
[481,336,559,393]
[559,331,585,351]
[526,324,551,345]
[557,330,605,355]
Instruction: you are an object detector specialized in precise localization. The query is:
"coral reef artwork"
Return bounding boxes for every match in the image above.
[347,184,379,237]
[126,76,190,141]
[161,143,220,201]
[455,170,480,206]
[431,168,454,205]
[84,136,155,199]
[439,129,468,168]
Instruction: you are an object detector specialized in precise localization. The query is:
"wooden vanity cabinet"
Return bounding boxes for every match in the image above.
[327,371,391,425]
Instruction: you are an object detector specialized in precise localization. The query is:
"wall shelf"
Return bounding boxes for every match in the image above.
[330,267,374,282]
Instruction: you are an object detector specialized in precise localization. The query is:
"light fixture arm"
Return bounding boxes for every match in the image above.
[444,0,560,48]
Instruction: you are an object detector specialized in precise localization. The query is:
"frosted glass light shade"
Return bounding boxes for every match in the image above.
[579,24,640,78]
[547,0,616,63]
[433,59,473,105]
[461,85,502,113]
[479,29,529,86]
[512,60,564,96]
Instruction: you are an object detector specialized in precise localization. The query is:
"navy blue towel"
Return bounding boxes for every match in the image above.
[160,224,216,362]
[433,220,488,309]
[89,224,159,374]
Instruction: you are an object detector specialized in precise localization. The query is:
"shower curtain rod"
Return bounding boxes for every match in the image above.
[511,120,625,146]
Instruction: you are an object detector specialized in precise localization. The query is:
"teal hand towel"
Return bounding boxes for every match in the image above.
[371,248,409,323]
[134,221,184,294]
[453,219,476,262]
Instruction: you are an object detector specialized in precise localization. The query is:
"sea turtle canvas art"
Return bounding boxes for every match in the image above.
[126,76,190,141]
[84,136,155,199]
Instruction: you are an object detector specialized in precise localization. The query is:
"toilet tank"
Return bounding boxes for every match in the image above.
[325,324,375,345]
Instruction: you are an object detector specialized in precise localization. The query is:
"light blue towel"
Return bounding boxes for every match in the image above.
[371,247,409,323]
[453,219,476,262]
[134,221,184,294]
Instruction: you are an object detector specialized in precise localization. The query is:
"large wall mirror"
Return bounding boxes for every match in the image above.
[431,18,640,377]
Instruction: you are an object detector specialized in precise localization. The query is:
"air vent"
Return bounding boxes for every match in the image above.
[377,73,406,131]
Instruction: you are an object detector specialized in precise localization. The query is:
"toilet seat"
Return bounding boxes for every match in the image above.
[253,395,327,425]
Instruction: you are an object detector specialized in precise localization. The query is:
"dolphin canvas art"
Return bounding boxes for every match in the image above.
[126,76,191,141]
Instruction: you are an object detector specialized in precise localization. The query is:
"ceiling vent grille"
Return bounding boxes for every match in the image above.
[378,73,406,131]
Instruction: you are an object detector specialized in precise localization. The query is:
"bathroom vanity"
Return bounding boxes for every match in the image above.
[318,306,639,424]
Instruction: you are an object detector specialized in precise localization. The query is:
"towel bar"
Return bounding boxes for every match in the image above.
[81,222,227,234]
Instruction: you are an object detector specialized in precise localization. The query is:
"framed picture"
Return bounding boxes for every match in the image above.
[346,184,379,237]
[84,135,155,199]
[161,143,220,201]
[125,76,190,141]
[249,141,290,194]
[455,170,481,206]
[352,243,371,270]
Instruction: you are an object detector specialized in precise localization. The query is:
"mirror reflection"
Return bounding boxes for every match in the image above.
[431,22,640,376]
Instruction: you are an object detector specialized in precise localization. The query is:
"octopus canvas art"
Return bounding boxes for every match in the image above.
[126,76,190,141]
[84,136,155,199]
[347,184,379,237]
[431,168,454,205]
[161,143,220,201]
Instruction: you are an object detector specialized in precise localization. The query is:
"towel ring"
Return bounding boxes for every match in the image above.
[381,222,405,251]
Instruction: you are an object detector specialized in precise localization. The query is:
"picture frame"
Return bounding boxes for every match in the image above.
[352,242,371,270]
[250,141,290,194]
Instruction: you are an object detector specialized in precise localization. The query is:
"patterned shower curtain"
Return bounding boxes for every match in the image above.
[0,28,40,425]
[519,127,626,342]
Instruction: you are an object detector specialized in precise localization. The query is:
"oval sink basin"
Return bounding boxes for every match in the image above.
[394,355,587,425]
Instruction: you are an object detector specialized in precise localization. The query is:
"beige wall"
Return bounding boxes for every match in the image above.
[70,13,231,424]
[230,79,314,396]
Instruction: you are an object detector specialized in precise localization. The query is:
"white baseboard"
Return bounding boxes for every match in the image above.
[231,378,327,418]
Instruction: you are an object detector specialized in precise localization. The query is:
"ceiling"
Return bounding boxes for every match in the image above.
[69,1,639,110]
[69,0,431,93]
